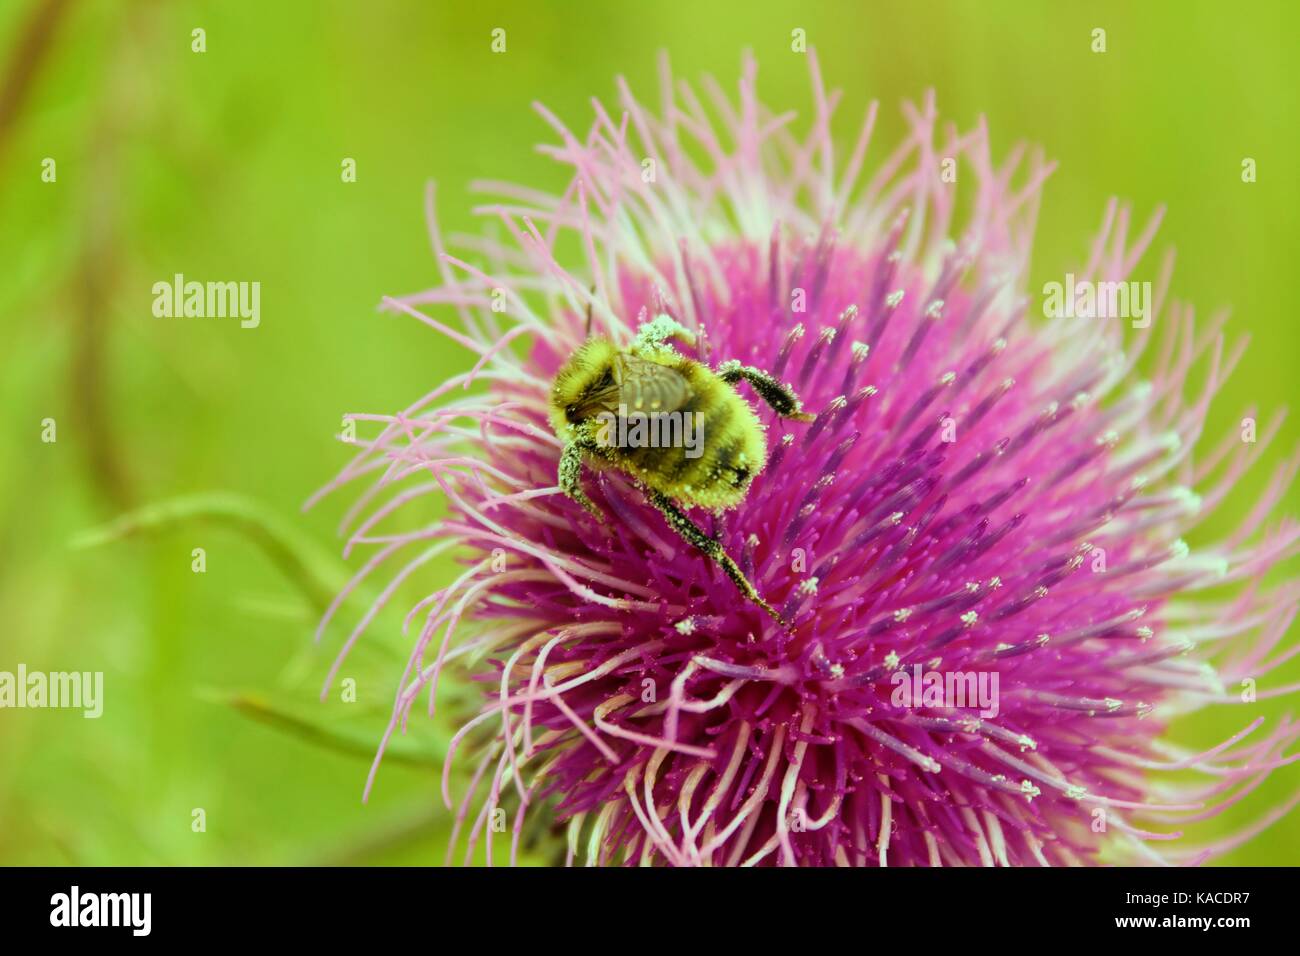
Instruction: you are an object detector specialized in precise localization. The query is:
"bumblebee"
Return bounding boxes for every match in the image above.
[549,313,815,625]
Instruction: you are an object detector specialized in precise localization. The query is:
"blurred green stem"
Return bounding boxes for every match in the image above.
[71,491,347,615]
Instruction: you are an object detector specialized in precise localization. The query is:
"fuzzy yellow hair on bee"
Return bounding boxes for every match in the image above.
[549,314,815,626]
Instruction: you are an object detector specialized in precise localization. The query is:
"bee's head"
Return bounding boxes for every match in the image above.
[549,337,620,434]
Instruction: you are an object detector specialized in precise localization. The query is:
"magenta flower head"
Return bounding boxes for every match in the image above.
[314,53,1300,866]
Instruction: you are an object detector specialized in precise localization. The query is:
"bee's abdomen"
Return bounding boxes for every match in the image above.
[633,376,767,511]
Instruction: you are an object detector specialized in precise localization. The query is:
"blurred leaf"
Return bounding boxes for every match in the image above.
[213,689,449,768]
[71,491,348,615]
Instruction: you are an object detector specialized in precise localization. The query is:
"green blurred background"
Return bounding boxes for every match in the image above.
[1,0,1297,865]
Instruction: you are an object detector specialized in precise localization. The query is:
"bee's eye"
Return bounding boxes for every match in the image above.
[565,404,581,424]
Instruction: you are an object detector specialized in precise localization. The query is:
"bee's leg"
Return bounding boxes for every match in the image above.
[633,314,697,352]
[645,489,787,628]
[558,438,604,521]
[716,361,816,422]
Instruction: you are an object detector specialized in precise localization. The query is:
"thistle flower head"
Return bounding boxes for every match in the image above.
[314,53,1300,866]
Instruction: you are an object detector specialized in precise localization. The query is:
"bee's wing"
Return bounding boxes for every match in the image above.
[615,353,693,414]
[569,381,622,420]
